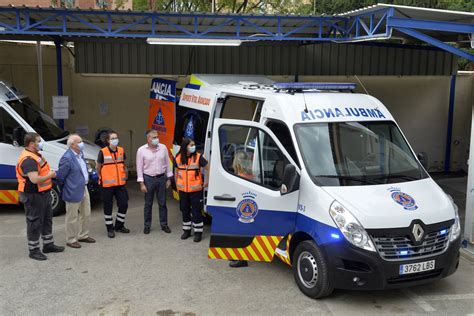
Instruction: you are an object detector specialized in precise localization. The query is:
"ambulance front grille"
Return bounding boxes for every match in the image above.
[372,229,450,261]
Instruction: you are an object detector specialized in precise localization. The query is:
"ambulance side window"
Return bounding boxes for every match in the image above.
[220,97,262,122]
[266,120,300,168]
[219,124,290,190]
[0,108,21,145]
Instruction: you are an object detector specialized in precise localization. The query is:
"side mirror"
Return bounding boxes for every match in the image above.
[280,163,300,195]
[13,127,25,147]
[417,152,428,169]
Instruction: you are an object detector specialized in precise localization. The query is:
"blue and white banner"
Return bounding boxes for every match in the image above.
[149,78,177,102]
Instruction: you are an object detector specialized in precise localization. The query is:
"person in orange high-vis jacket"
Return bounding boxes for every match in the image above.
[97,131,130,238]
[174,138,209,243]
[16,132,64,261]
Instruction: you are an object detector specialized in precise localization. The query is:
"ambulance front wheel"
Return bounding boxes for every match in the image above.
[293,240,334,299]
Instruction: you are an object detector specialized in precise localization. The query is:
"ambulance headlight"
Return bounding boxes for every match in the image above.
[447,194,461,242]
[329,201,376,252]
[85,159,96,173]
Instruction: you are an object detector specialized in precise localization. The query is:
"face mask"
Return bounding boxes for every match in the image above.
[188,145,196,154]
[110,139,119,146]
[77,142,85,151]
[37,141,45,151]
[151,138,159,146]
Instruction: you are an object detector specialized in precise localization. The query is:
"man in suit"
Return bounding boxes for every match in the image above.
[56,134,96,248]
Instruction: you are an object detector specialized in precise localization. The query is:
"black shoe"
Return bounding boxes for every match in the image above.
[144,227,150,234]
[43,244,65,253]
[193,232,202,243]
[115,226,130,233]
[229,260,248,268]
[107,230,115,238]
[29,250,47,261]
[181,231,191,240]
[161,225,171,234]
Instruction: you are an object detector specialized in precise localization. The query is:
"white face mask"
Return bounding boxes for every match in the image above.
[188,145,196,154]
[37,141,45,151]
[110,139,119,146]
[151,138,159,146]
[77,142,85,151]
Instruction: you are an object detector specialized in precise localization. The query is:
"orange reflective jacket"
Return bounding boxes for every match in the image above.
[16,149,52,192]
[175,153,203,193]
[100,146,127,187]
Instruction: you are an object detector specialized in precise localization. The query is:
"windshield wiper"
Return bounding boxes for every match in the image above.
[374,174,419,181]
[314,175,378,184]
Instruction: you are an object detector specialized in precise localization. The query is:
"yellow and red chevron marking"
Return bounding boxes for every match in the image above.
[275,234,293,266]
[0,190,19,204]
[208,235,283,262]
[275,251,292,266]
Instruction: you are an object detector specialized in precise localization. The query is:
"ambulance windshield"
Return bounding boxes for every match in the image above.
[294,121,428,186]
[7,97,68,141]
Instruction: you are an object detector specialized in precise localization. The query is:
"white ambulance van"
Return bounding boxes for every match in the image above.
[0,80,100,215]
[174,74,461,298]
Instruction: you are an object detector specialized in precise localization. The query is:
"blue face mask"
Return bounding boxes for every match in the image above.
[77,142,85,151]
[37,141,45,151]
[188,145,196,154]
[151,138,159,146]
[110,139,119,147]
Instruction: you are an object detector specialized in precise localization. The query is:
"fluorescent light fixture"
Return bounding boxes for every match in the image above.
[146,37,242,46]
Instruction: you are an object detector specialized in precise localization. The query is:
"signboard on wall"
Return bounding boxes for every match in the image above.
[147,78,176,152]
[52,96,69,119]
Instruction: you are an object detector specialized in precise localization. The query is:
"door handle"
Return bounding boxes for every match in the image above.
[214,194,236,202]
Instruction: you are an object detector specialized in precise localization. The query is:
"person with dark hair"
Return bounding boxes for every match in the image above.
[16,132,64,260]
[174,138,209,242]
[136,129,173,235]
[96,131,130,238]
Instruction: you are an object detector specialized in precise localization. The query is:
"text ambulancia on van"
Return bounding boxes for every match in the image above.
[0,80,100,215]
[174,75,461,298]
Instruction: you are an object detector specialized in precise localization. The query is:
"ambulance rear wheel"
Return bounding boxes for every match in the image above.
[293,240,333,299]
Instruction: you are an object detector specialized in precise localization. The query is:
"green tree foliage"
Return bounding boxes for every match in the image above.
[132,0,473,14]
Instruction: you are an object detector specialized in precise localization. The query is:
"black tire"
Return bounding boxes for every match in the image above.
[292,240,334,299]
[51,185,66,217]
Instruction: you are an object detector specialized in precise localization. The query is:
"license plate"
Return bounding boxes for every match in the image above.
[399,260,435,275]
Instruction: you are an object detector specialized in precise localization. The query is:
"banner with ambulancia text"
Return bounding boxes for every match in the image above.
[147,78,177,153]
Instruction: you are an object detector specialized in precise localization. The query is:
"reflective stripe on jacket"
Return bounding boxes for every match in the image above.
[175,152,203,193]
[100,146,127,187]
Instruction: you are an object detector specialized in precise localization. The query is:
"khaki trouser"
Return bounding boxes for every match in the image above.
[65,188,91,244]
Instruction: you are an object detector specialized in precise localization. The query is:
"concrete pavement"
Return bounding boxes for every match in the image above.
[0,184,473,315]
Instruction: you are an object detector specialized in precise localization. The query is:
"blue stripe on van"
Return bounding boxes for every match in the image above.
[207,205,296,236]
[184,83,201,90]
[0,164,16,179]
[208,205,343,246]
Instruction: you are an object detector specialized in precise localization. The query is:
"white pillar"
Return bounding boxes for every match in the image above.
[464,101,474,245]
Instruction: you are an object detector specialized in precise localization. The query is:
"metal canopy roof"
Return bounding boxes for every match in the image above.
[0,4,472,60]
[341,4,474,42]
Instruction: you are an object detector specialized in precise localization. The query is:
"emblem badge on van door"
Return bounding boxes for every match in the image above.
[412,224,425,242]
[236,192,259,223]
[388,187,418,211]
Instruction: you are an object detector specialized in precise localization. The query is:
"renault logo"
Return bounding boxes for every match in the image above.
[412,224,425,242]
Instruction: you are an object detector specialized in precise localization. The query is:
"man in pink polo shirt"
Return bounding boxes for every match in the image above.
[136,129,173,234]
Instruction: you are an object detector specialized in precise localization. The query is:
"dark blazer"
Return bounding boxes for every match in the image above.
[56,148,87,203]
